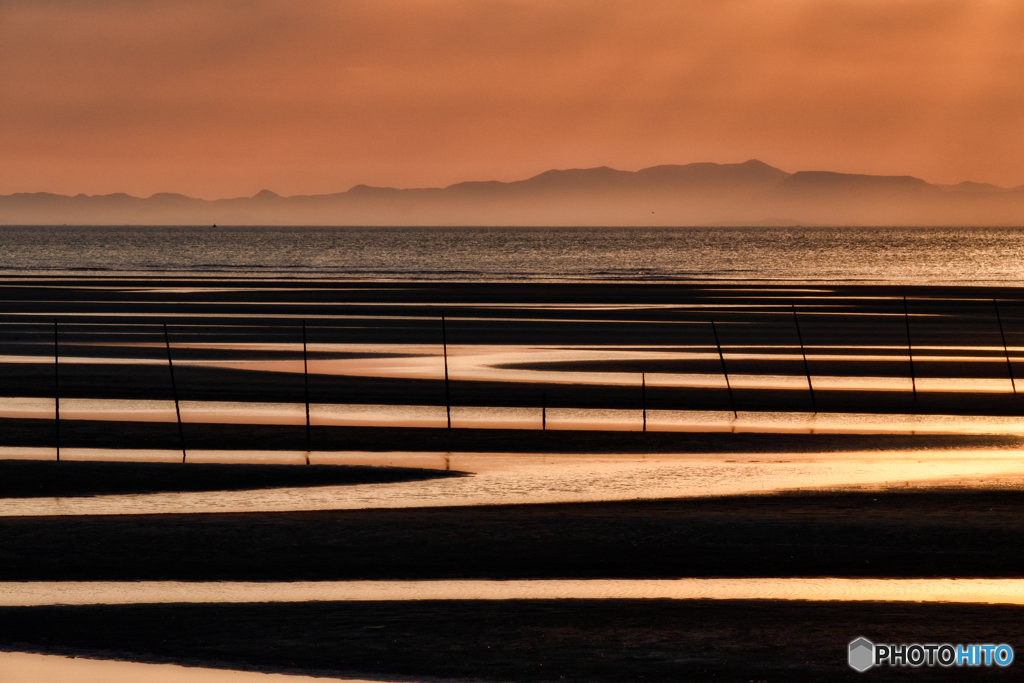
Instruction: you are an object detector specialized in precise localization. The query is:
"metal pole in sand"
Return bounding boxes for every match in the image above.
[710,319,737,419]
[542,391,546,430]
[441,313,451,429]
[302,320,311,461]
[163,322,187,463]
[994,299,1016,395]
[53,320,59,462]
[903,296,916,401]
[642,373,647,432]
[792,305,816,413]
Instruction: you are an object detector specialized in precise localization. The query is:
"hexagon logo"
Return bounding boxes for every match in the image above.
[849,637,875,672]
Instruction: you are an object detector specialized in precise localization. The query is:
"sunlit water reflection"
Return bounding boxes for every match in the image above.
[1,448,1021,517]
[4,397,1024,434]
[5,342,1022,394]
[4,579,1024,606]
[0,652,384,683]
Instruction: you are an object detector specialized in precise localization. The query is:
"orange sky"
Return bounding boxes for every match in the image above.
[2,0,1023,198]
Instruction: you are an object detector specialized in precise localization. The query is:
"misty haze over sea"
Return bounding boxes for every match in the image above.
[2,225,1023,285]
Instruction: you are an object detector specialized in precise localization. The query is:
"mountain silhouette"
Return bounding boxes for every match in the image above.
[778,171,934,195]
[2,161,1023,226]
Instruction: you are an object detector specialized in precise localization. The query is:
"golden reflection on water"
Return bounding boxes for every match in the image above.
[0,448,1021,517]
[4,579,1024,606]
[0,652,379,683]
[2,396,1024,435]
[4,343,1022,394]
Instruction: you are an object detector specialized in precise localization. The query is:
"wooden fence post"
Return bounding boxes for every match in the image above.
[710,319,737,419]
[642,372,647,432]
[994,299,1016,395]
[54,320,60,462]
[903,296,916,401]
[302,320,311,460]
[792,305,817,413]
[441,313,451,429]
[163,322,187,463]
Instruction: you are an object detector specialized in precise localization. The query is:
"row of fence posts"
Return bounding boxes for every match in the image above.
[42,298,1020,461]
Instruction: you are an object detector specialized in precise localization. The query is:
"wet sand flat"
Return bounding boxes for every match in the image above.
[4,278,1024,681]
[4,446,1024,516]
[2,599,1023,682]
[5,278,1024,433]
[0,459,462,498]
[4,490,1024,581]
[7,360,1024,420]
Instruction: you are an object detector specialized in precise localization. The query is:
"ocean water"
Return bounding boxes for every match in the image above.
[2,225,1024,283]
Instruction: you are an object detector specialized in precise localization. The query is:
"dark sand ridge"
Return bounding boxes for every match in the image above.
[3,277,1024,307]
[4,490,1024,581]
[4,280,1024,423]
[0,459,462,498]
[1,599,1022,682]
[3,341,1022,358]
[4,362,1024,416]
[7,350,1024,379]
[2,418,1021,452]
[0,311,1019,351]
[3,280,1024,350]
[0,343,411,361]
[500,356,1024,378]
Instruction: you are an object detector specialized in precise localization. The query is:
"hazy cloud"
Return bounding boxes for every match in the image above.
[2,0,1023,196]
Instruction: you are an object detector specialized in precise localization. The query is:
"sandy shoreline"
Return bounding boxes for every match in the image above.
[4,278,1024,681]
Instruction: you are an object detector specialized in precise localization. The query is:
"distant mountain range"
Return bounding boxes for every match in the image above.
[3,160,1024,226]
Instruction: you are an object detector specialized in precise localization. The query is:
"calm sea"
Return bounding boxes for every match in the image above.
[2,225,1023,284]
